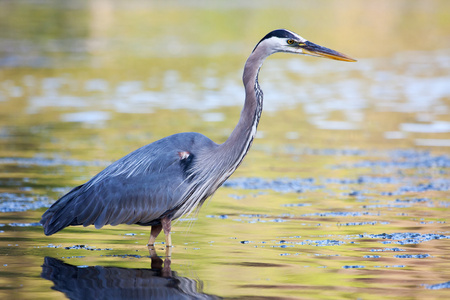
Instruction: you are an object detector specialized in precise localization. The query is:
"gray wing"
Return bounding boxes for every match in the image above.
[41,132,217,235]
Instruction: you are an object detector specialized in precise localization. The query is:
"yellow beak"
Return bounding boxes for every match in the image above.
[301,41,356,62]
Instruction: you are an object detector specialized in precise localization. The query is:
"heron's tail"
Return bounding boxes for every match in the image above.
[40,185,84,236]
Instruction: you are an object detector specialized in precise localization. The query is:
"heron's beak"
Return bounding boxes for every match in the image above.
[300,41,356,62]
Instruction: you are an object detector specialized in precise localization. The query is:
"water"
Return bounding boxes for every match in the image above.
[1,1,450,299]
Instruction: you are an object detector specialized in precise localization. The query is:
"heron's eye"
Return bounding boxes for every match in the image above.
[287,39,295,45]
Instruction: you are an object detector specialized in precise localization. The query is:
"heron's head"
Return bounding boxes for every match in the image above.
[254,29,356,62]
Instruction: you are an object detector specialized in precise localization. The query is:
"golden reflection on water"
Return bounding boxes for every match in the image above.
[1,1,450,299]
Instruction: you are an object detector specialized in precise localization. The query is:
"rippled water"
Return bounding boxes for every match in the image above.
[1,1,450,299]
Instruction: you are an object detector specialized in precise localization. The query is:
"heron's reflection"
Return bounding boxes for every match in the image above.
[41,247,219,299]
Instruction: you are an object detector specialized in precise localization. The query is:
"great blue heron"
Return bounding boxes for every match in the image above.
[41,29,355,249]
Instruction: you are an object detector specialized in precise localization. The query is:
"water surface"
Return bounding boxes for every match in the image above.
[1,1,450,299]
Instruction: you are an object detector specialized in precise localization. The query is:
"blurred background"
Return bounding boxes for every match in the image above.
[1,1,450,299]
[1,0,449,163]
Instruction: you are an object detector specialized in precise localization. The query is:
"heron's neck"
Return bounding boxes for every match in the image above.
[220,50,267,168]
[174,53,267,218]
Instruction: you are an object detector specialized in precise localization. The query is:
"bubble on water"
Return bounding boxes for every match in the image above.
[101,254,149,259]
[281,203,311,207]
[365,233,450,245]
[296,239,345,247]
[370,248,406,252]
[206,214,228,219]
[64,245,113,251]
[228,194,245,200]
[8,222,41,227]
[425,280,450,290]
[394,254,430,259]
[223,177,321,193]
[338,221,380,226]
[342,265,365,269]
[45,244,62,248]
[302,211,378,217]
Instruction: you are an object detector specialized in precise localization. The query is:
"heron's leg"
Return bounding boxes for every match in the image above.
[147,224,162,246]
[161,217,172,248]
[164,246,172,259]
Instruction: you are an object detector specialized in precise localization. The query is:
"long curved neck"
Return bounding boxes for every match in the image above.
[219,49,268,168]
[176,48,270,216]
